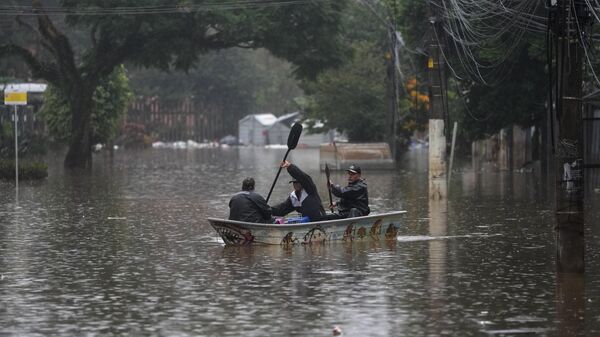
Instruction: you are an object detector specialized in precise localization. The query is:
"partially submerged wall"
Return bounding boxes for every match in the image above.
[472,125,538,172]
[319,142,394,171]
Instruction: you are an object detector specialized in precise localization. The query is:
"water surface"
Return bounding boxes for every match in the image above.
[1,147,599,336]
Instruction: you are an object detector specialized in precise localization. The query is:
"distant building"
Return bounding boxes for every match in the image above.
[238,111,338,147]
[238,113,278,145]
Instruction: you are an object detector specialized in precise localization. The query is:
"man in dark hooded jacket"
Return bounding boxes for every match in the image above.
[271,160,326,222]
[328,164,370,218]
[229,177,272,223]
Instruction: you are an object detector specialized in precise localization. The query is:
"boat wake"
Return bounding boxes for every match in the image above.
[396,233,502,242]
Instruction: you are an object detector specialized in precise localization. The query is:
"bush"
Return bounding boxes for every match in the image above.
[116,123,153,148]
[0,160,48,180]
[0,120,48,158]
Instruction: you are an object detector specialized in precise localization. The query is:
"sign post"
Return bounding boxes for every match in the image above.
[3,83,46,205]
[4,86,28,203]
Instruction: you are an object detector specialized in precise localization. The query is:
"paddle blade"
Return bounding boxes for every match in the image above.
[287,123,303,150]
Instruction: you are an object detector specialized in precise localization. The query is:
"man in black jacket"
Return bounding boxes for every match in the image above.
[328,164,370,218]
[229,177,272,223]
[271,160,326,222]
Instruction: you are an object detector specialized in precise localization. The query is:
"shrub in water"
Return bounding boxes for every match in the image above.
[0,160,48,180]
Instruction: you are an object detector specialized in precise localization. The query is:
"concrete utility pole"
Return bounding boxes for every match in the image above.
[552,0,587,273]
[427,0,447,200]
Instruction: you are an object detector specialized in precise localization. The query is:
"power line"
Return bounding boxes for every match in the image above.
[0,0,329,16]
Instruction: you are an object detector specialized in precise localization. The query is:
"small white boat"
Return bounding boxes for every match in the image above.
[208,211,407,245]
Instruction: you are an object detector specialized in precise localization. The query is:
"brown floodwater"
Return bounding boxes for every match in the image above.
[0,147,599,336]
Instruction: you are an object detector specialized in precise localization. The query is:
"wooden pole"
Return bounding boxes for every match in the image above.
[556,273,584,334]
[553,0,585,273]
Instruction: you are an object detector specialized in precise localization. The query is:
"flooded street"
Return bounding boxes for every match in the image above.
[1,147,599,336]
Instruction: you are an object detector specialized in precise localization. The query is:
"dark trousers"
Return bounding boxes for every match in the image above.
[323,208,364,220]
[340,208,364,218]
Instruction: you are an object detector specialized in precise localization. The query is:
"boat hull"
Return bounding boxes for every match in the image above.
[208,211,407,245]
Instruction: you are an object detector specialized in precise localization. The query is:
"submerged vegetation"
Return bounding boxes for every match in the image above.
[0,159,47,180]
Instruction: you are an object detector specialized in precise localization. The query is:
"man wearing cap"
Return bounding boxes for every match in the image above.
[229,177,272,223]
[328,164,370,218]
[271,160,326,221]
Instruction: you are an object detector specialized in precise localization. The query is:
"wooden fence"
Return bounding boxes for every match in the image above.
[123,96,239,142]
[1,96,240,144]
[0,104,45,136]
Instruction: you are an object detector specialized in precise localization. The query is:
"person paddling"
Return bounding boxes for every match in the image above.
[271,160,326,222]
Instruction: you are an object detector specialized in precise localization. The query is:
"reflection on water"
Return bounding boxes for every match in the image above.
[1,147,599,336]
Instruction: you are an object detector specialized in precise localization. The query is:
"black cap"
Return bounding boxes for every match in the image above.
[346,164,361,174]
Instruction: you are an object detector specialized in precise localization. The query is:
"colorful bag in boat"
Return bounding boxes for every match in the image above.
[286,216,310,224]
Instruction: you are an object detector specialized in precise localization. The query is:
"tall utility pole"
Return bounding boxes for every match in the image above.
[388,28,400,161]
[427,0,447,200]
[551,0,587,273]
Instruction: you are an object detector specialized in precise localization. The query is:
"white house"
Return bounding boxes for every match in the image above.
[238,113,278,145]
[238,111,339,147]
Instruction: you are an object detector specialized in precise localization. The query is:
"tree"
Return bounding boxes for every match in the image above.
[396,0,547,145]
[0,0,348,168]
[39,65,132,145]
[303,41,387,142]
[127,48,302,122]
[302,1,393,142]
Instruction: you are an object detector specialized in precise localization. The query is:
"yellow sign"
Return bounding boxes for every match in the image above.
[427,57,434,69]
[4,92,27,105]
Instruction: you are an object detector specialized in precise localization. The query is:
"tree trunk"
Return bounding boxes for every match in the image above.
[64,86,94,169]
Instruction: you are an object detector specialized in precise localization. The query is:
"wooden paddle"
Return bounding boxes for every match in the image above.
[325,163,334,212]
[266,122,303,202]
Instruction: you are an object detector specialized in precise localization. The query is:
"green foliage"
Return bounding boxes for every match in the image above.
[58,0,349,79]
[0,119,12,157]
[2,1,349,167]
[395,0,548,144]
[301,2,393,142]
[304,41,387,141]
[457,46,547,142]
[0,119,47,159]
[128,48,302,117]
[39,65,132,145]
[0,159,48,180]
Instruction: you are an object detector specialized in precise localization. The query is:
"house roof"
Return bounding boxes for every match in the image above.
[240,113,277,126]
[275,111,300,126]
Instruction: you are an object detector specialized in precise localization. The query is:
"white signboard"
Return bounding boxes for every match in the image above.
[3,83,47,106]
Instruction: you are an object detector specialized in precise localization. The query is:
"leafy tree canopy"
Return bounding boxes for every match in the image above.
[128,48,302,118]
[396,0,548,144]
[303,40,387,142]
[0,0,349,167]
[39,65,132,145]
